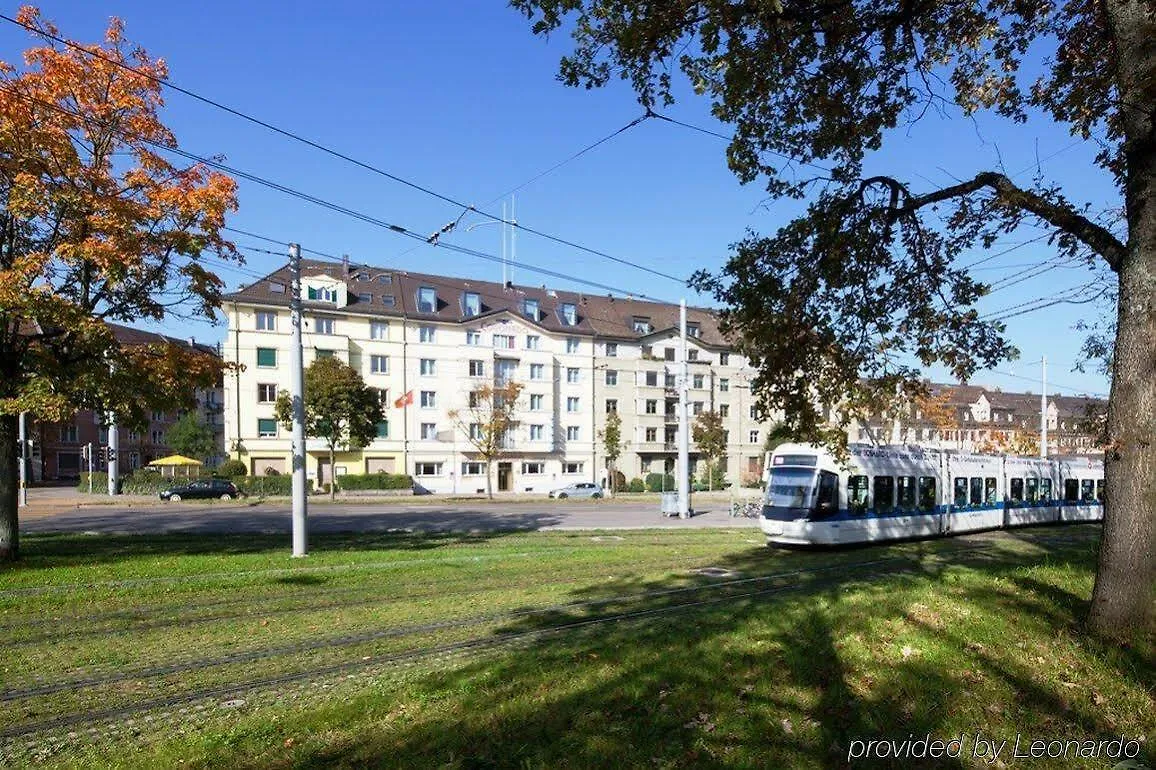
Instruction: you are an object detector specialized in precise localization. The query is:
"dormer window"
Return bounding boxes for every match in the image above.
[307,286,336,302]
[377,275,392,284]
[560,302,577,326]
[687,323,700,338]
[463,291,481,317]
[523,298,540,321]
[633,316,652,334]
[418,287,437,314]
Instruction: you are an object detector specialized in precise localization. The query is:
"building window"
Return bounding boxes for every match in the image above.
[560,303,577,326]
[420,423,437,440]
[665,373,676,389]
[357,293,372,304]
[381,295,396,307]
[466,330,481,346]
[256,419,277,438]
[522,461,545,474]
[152,410,165,421]
[530,424,544,440]
[258,383,278,403]
[151,430,165,445]
[523,298,539,320]
[415,462,442,476]
[687,323,700,338]
[645,400,657,414]
[749,430,759,444]
[719,378,729,392]
[720,404,730,417]
[494,334,515,349]
[257,348,277,368]
[525,335,540,350]
[664,348,675,361]
[495,359,517,385]
[306,285,336,302]
[461,461,485,476]
[562,461,584,474]
[468,423,483,440]
[720,353,730,366]
[605,370,618,386]
[420,391,436,408]
[313,316,335,335]
[469,359,485,377]
[605,342,618,357]
[60,424,78,442]
[566,337,580,354]
[269,282,285,294]
[530,363,544,380]
[688,349,699,362]
[420,358,437,376]
[750,405,760,420]
[463,292,481,317]
[419,326,436,343]
[567,397,580,412]
[375,420,389,438]
[371,355,389,374]
[127,430,140,442]
[566,426,580,441]
[692,374,704,389]
[645,427,657,442]
[530,394,544,411]
[606,399,618,414]
[315,349,335,359]
[633,317,652,333]
[692,402,703,415]
[566,368,580,383]
[418,287,437,314]
[645,371,658,387]
[256,311,276,331]
[370,320,388,340]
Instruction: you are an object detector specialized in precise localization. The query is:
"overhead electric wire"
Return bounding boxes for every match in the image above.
[988,368,1107,398]
[0,13,688,286]
[1,83,676,305]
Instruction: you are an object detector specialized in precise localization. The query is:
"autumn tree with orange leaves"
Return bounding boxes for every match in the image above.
[0,8,239,560]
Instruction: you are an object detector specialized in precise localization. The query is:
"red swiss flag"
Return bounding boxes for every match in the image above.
[393,390,414,409]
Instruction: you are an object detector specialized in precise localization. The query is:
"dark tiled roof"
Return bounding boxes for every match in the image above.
[106,321,218,357]
[224,259,731,347]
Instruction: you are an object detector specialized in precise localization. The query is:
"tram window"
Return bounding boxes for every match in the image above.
[984,477,998,504]
[1081,479,1095,502]
[918,477,937,512]
[814,471,839,518]
[1095,479,1105,502]
[873,476,895,511]
[1026,478,1039,503]
[1064,479,1080,502]
[897,476,917,510]
[968,477,982,505]
[848,475,869,515]
[1010,478,1024,503]
[954,477,968,507]
[1040,478,1052,501]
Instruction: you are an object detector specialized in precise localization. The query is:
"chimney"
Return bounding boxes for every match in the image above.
[188,336,196,347]
[342,254,350,275]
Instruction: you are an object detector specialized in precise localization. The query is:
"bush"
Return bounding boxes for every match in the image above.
[77,472,108,493]
[336,473,413,491]
[625,478,646,493]
[79,471,219,495]
[234,475,310,497]
[605,469,626,493]
[696,464,727,491]
[217,459,247,477]
[644,473,675,493]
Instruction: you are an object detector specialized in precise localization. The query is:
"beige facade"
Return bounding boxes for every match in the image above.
[222,263,781,493]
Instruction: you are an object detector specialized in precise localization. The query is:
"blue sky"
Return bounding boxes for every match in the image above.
[3,1,1116,398]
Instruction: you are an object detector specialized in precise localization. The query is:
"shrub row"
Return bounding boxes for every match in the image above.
[235,475,310,497]
[335,473,413,491]
[77,471,310,497]
[644,473,676,493]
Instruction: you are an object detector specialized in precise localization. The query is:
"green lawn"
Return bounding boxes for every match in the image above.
[0,526,1151,769]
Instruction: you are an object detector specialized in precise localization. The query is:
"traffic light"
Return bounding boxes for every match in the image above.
[81,444,90,461]
[106,447,117,463]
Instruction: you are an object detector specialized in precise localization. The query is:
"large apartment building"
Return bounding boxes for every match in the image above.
[222,260,781,493]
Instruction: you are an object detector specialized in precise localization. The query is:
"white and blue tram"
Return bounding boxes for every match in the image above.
[760,443,1104,546]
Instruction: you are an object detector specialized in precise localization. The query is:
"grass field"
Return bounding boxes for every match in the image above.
[0,525,1152,768]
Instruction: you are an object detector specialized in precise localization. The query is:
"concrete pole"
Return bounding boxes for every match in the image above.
[107,410,119,495]
[1040,356,1048,459]
[677,299,690,518]
[289,243,309,557]
[18,411,27,507]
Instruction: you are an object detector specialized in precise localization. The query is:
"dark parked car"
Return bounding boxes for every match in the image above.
[160,479,240,501]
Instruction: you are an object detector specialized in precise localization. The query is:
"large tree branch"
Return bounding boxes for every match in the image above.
[860,172,1129,271]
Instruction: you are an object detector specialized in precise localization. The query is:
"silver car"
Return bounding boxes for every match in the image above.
[548,482,603,499]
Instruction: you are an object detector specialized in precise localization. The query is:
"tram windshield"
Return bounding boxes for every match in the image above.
[766,467,816,508]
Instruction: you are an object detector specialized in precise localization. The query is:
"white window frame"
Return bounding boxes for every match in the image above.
[414,462,443,476]
[566,337,580,353]
[469,360,485,377]
[255,311,276,331]
[566,426,580,441]
[370,355,389,375]
[313,316,335,335]
[530,363,544,381]
[418,287,437,314]
[257,383,278,403]
[566,368,580,384]
[420,358,437,376]
[529,394,544,411]
[419,326,436,343]
[529,424,544,440]
[420,423,437,440]
[420,391,436,408]
[369,320,389,340]
[562,461,584,474]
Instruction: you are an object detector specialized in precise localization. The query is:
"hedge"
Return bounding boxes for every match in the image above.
[234,475,311,497]
[625,478,646,493]
[644,473,676,493]
[217,459,248,477]
[77,471,212,496]
[335,473,412,491]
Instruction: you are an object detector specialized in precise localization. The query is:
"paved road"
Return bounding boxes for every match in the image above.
[20,496,761,535]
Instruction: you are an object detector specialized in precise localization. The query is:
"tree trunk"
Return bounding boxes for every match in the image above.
[0,413,18,561]
[485,459,493,500]
[1088,0,1156,639]
[329,445,336,501]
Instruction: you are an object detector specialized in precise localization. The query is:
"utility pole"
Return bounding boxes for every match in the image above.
[18,412,28,508]
[509,194,516,286]
[1040,355,1048,459]
[677,299,690,518]
[107,411,119,496]
[289,243,309,557]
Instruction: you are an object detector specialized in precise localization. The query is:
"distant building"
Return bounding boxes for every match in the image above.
[27,322,224,481]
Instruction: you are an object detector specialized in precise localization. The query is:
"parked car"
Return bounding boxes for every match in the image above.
[548,482,603,500]
[160,479,241,501]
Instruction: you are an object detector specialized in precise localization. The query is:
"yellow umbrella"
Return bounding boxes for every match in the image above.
[148,455,204,478]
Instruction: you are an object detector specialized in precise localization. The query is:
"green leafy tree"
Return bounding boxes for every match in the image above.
[448,381,523,499]
[598,410,625,494]
[0,11,238,560]
[166,414,216,464]
[692,410,727,492]
[515,0,1154,639]
[274,357,383,501]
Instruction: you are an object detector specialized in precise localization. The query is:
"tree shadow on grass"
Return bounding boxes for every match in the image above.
[256,530,1146,770]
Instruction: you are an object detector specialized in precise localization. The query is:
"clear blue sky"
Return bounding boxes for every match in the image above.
[2,1,1116,398]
